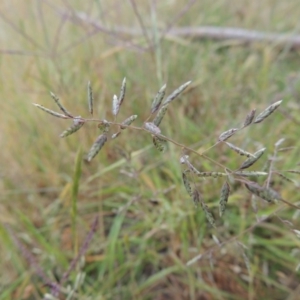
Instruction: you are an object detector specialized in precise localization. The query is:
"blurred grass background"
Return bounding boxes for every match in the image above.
[1,0,300,299]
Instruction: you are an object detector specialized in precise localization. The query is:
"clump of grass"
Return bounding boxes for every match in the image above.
[33,78,300,231]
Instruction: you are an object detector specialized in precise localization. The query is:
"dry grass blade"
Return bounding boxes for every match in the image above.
[153,104,168,126]
[152,135,166,152]
[239,148,265,170]
[151,83,166,114]
[254,100,282,124]
[33,103,69,119]
[182,171,193,196]
[243,109,256,127]
[218,128,238,141]
[118,77,126,106]
[87,81,93,115]
[60,117,85,138]
[196,171,227,178]
[219,181,230,217]
[120,115,138,129]
[225,142,254,157]
[245,181,281,202]
[50,92,73,118]
[233,171,268,177]
[98,120,110,133]
[112,94,120,116]
[144,122,161,134]
[86,134,107,162]
[162,81,191,105]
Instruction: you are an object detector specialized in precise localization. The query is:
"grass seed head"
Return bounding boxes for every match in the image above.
[60,117,85,138]
[152,135,166,152]
[87,81,93,115]
[219,181,230,217]
[144,122,161,135]
[151,83,167,114]
[86,134,107,162]
[245,182,281,202]
[218,128,239,141]
[243,109,256,127]
[254,100,282,124]
[153,104,168,127]
[162,81,191,106]
[239,148,266,170]
[33,103,69,119]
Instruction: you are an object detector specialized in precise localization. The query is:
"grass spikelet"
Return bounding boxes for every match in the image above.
[196,171,227,178]
[243,109,256,127]
[111,132,121,139]
[98,120,110,133]
[151,83,166,114]
[153,104,168,127]
[162,81,191,106]
[180,156,201,174]
[219,181,230,217]
[200,198,215,227]
[144,122,161,135]
[192,189,201,207]
[50,92,73,118]
[254,100,282,124]
[33,103,69,119]
[87,81,93,115]
[233,171,268,177]
[286,170,300,174]
[86,134,107,162]
[60,117,85,138]
[218,128,238,141]
[239,148,265,170]
[152,136,166,152]
[225,142,254,157]
[112,94,119,116]
[118,77,126,106]
[245,182,281,202]
[182,171,193,196]
[275,172,295,184]
[120,115,138,129]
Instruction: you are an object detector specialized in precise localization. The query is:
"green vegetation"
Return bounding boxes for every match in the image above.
[1,1,300,299]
